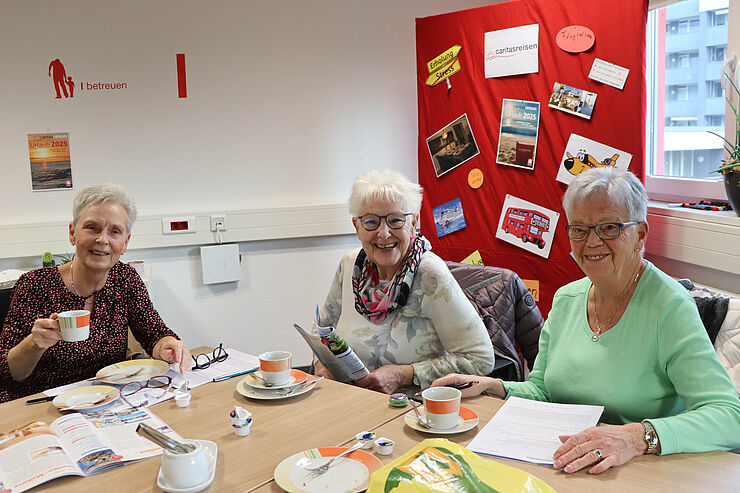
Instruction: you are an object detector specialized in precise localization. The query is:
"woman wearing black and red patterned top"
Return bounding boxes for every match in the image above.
[0,184,191,403]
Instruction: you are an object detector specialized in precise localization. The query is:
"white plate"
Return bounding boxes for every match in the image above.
[53,385,119,411]
[237,376,318,400]
[157,440,217,493]
[96,359,170,384]
[243,369,308,390]
[274,447,382,493]
[403,406,479,434]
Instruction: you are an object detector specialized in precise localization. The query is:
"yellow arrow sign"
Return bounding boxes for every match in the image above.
[426,45,462,73]
[425,59,461,87]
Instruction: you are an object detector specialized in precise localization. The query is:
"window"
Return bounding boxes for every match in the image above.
[645,0,733,201]
[667,84,697,101]
[669,17,701,33]
[705,114,724,126]
[709,9,728,26]
[708,45,726,62]
[667,51,699,68]
[707,80,724,98]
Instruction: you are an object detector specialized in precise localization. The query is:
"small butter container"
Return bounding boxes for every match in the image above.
[389,393,408,407]
[174,392,191,408]
[356,431,376,449]
[233,419,252,436]
[374,437,394,455]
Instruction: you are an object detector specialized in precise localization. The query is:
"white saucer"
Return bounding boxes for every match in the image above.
[156,440,217,493]
[403,406,479,434]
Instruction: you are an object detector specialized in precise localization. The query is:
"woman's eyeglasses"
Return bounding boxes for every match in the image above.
[191,344,229,370]
[357,213,413,231]
[565,221,640,241]
[120,375,172,408]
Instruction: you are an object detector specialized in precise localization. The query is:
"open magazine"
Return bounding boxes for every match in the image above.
[293,307,370,382]
[0,407,179,493]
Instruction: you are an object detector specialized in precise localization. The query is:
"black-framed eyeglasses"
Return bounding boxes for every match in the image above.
[357,213,413,231]
[191,343,229,370]
[565,221,640,241]
[120,375,172,408]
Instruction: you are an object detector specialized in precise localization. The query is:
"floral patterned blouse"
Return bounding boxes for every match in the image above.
[320,248,494,388]
[0,262,177,402]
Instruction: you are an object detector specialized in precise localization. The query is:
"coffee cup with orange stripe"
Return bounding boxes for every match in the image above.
[57,310,91,342]
[258,351,292,386]
[421,386,461,430]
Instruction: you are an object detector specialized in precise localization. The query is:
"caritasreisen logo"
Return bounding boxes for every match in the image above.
[48,58,129,99]
[485,42,538,61]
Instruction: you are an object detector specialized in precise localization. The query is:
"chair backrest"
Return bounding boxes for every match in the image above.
[445,261,544,381]
[0,285,13,328]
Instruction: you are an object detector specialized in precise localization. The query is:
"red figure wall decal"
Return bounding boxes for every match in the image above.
[49,59,72,98]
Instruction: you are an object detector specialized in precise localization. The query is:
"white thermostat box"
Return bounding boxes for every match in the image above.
[200,244,240,284]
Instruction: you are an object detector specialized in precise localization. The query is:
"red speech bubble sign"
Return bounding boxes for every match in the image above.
[556,25,595,53]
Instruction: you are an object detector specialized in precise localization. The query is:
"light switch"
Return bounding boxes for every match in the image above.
[200,244,240,284]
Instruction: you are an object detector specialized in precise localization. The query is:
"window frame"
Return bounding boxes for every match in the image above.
[645,0,735,203]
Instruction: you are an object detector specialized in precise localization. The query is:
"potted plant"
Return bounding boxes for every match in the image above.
[710,69,740,216]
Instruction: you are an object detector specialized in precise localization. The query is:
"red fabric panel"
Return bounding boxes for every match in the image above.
[416,0,647,316]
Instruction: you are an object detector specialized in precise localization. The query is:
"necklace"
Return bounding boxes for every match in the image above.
[591,263,644,342]
[70,262,96,300]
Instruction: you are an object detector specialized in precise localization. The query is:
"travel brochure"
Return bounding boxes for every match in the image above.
[294,308,370,383]
[0,407,178,493]
[496,99,541,170]
[27,132,73,191]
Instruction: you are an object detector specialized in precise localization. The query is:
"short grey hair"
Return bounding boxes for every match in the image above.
[348,170,423,217]
[562,168,647,222]
[72,183,138,233]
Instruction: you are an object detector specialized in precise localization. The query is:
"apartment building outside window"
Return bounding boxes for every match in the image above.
[646,0,733,201]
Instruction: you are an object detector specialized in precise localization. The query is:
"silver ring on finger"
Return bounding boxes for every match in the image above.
[593,449,603,462]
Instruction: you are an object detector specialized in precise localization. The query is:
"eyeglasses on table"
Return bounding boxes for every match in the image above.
[120,375,172,408]
[191,343,229,370]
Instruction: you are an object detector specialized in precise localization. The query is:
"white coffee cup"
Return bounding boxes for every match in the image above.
[160,440,209,489]
[258,351,292,386]
[57,310,90,342]
[421,386,462,430]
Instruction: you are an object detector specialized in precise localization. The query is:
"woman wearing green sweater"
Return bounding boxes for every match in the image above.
[434,167,740,474]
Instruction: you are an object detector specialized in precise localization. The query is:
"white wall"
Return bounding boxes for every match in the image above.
[0,0,495,365]
[0,0,493,225]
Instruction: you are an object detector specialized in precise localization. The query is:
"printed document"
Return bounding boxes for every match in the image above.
[468,396,603,464]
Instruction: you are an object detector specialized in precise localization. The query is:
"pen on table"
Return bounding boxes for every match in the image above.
[414,381,479,395]
[26,395,56,405]
[212,367,259,382]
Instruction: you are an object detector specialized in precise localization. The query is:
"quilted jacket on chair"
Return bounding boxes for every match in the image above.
[445,261,544,381]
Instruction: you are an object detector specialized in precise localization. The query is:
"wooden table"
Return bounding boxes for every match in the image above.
[0,348,409,492]
[5,349,740,493]
[253,394,740,493]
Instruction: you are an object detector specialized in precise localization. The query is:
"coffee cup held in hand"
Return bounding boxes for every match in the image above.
[57,310,91,342]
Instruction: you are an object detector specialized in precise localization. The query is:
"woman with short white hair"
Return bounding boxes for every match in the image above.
[0,183,191,402]
[315,169,494,394]
[434,167,740,473]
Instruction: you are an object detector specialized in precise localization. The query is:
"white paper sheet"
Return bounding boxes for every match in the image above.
[44,348,260,398]
[468,396,603,464]
[588,58,629,90]
[167,347,260,388]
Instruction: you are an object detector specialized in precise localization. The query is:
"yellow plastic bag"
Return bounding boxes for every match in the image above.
[367,438,556,493]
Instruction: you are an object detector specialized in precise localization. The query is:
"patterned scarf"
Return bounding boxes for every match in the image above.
[352,235,431,323]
